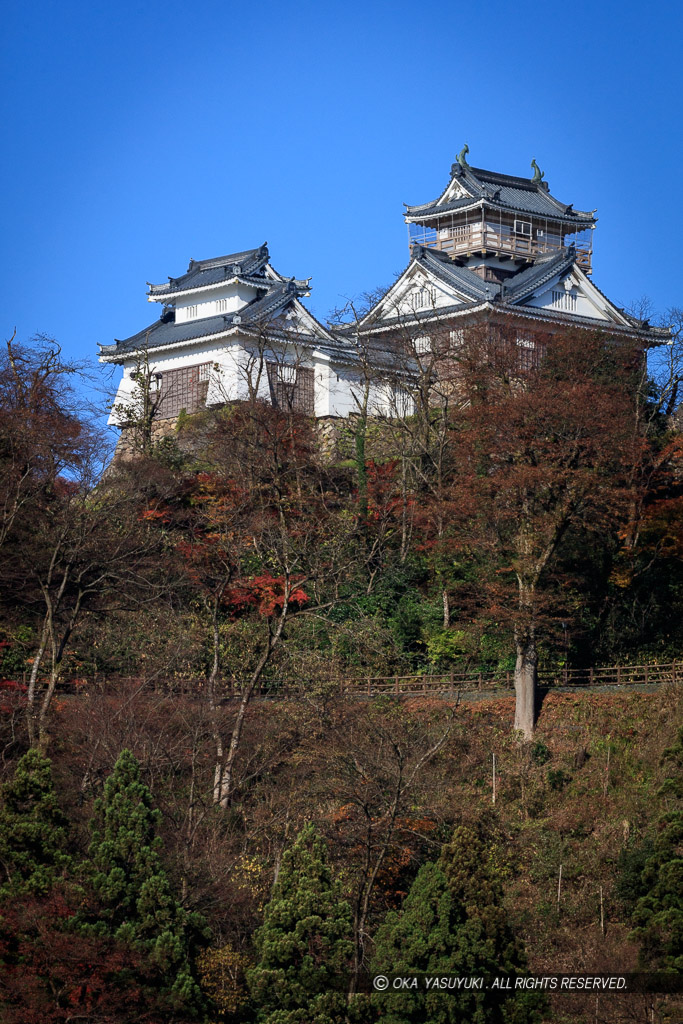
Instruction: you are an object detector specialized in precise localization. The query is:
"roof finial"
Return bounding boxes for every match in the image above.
[531,159,545,184]
[456,143,470,169]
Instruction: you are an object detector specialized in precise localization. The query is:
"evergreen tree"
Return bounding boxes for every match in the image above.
[371,827,544,1024]
[438,825,523,978]
[0,748,70,896]
[83,748,208,1017]
[247,822,353,1024]
[630,728,683,970]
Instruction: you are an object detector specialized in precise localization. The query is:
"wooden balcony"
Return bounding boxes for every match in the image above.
[411,223,593,272]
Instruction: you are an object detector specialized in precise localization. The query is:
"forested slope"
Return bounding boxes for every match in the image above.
[1,331,682,1021]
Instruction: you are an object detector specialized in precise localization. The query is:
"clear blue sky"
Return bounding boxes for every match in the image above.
[2,0,681,411]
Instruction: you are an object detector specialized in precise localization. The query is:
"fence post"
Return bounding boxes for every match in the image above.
[644,664,649,685]
[506,671,510,688]
[563,664,568,686]
[673,660,677,685]
[617,664,621,686]
[478,673,482,691]
[367,677,371,696]
[590,666,594,686]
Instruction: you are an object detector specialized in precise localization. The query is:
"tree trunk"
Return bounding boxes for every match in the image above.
[215,598,289,808]
[216,676,259,809]
[355,411,368,538]
[514,635,538,740]
[26,621,50,746]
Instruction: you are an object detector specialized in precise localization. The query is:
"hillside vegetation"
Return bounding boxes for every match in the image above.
[0,683,680,1021]
[0,330,682,1021]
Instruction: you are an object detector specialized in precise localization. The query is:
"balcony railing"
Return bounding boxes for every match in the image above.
[410,223,593,271]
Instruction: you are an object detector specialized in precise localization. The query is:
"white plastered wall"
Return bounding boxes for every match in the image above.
[526,271,612,321]
[107,337,366,425]
[172,282,258,323]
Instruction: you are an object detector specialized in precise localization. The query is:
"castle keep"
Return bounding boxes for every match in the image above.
[100,153,667,424]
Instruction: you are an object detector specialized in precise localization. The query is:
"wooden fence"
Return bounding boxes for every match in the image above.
[330,660,682,698]
[58,659,682,698]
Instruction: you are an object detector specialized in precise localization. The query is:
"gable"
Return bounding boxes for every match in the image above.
[439,176,472,204]
[362,264,472,325]
[283,298,332,340]
[520,268,629,325]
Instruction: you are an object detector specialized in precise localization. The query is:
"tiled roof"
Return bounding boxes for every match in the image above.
[147,244,270,298]
[412,246,497,301]
[354,242,669,344]
[404,196,476,217]
[102,277,309,358]
[411,244,578,306]
[99,312,241,358]
[502,249,577,302]
[101,258,357,364]
[405,163,595,224]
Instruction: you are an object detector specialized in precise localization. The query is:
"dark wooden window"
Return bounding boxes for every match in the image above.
[267,363,315,416]
[155,363,211,419]
[515,335,545,373]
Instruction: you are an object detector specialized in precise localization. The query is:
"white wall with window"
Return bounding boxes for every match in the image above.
[174,283,258,323]
[528,276,611,321]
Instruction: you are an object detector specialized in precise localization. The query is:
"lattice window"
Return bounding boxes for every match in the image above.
[155,363,211,419]
[551,289,577,312]
[216,298,229,313]
[185,305,198,319]
[393,387,412,417]
[515,335,545,373]
[266,362,315,415]
[413,287,436,309]
[413,335,432,354]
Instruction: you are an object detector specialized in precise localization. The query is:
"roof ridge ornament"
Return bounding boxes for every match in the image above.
[531,159,545,184]
[456,143,470,170]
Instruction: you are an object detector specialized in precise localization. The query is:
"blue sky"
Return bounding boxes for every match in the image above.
[2,0,681,412]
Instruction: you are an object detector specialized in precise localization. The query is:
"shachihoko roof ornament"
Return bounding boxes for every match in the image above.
[456,143,470,169]
[531,159,545,184]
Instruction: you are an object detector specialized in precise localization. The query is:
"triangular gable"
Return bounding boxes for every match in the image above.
[360,261,475,326]
[286,297,335,341]
[519,265,631,325]
[438,175,474,205]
